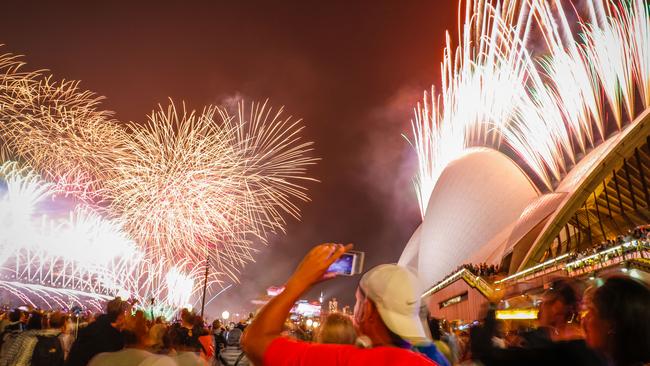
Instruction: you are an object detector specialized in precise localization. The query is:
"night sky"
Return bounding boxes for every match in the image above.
[0,1,456,318]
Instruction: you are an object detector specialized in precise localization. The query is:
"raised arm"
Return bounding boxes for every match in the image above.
[241,243,351,365]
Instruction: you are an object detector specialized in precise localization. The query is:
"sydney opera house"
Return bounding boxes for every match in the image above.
[400,0,650,323]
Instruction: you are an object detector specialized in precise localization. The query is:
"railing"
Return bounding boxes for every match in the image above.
[422,240,650,299]
[421,268,496,299]
[461,270,496,299]
[494,253,570,285]
[566,241,650,275]
[422,269,468,298]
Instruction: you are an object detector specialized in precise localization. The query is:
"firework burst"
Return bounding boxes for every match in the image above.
[0,161,220,314]
[0,50,126,201]
[0,48,318,310]
[106,100,317,282]
[0,162,138,303]
[411,0,650,215]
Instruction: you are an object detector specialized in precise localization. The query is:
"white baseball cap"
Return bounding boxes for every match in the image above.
[359,264,429,343]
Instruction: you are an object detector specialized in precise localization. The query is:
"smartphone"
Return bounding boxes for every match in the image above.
[327,251,365,276]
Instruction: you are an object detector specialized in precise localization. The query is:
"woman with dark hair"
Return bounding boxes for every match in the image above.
[583,276,650,366]
[522,279,583,348]
[470,286,604,366]
[26,311,43,330]
[164,325,208,365]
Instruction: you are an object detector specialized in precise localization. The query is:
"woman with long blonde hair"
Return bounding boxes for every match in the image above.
[315,313,357,345]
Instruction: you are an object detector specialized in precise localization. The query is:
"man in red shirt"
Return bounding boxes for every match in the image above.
[241,243,438,365]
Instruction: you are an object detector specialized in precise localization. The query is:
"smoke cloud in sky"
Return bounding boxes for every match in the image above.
[360,85,423,222]
[218,92,247,110]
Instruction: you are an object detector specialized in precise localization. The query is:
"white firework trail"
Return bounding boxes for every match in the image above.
[0,162,147,311]
[411,0,650,215]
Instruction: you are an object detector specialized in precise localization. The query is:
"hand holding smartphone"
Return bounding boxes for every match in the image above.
[326,250,365,276]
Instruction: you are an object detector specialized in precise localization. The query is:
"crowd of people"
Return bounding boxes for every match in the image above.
[0,243,649,365]
[461,263,501,277]
[417,278,650,366]
[433,263,503,289]
[237,243,650,366]
[435,225,650,291]
[0,301,252,366]
[570,224,650,261]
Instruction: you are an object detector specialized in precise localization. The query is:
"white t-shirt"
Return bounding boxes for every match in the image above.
[89,348,174,366]
[172,351,208,366]
[140,354,176,366]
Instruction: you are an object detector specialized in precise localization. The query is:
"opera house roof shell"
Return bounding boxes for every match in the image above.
[400,0,650,289]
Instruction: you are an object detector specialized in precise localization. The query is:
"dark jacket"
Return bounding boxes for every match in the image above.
[487,340,605,366]
[65,315,124,366]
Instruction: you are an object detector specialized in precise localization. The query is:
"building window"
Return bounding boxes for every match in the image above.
[439,291,468,309]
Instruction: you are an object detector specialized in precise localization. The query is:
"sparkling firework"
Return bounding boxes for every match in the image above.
[0,162,213,314]
[411,0,650,215]
[105,100,317,283]
[0,49,317,311]
[0,51,126,200]
[0,162,136,308]
[0,162,53,265]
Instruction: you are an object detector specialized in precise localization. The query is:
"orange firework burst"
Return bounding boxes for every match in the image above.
[0,50,126,201]
[105,100,317,282]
